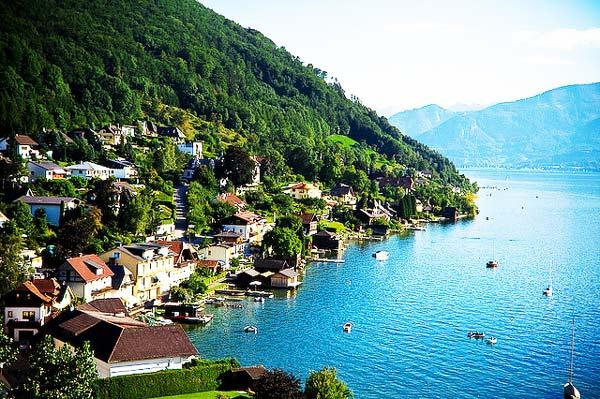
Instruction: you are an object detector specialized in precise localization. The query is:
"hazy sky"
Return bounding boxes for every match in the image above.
[200,0,600,115]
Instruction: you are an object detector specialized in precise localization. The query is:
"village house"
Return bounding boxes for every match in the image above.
[44,300,198,378]
[3,279,73,346]
[15,195,80,226]
[100,243,176,303]
[377,176,415,193]
[330,183,357,206]
[284,182,322,200]
[216,192,247,211]
[106,263,138,309]
[19,249,44,278]
[66,161,114,180]
[95,124,133,147]
[235,268,272,288]
[157,126,186,144]
[356,200,394,225]
[254,258,290,273]
[155,240,199,286]
[177,141,203,158]
[202,243,240,268]
[140,120,158,138]
[0,134,41,159]
[56,254,115,303]
[299,212,318,236]
[222,211,267,243]
[103,159,138,180]
[27,160,69,181]
[196,260,220,274]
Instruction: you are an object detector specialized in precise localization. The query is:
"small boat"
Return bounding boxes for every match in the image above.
[155,317,174,326]
[243,325,258,334]
[254,296,265,303]
[467,331,485,339]
[486,337,497,345]
[343,322,352,333]
[486,260,498,268]
[372,251,390,261]
[214,296,226,302]
[563,318,580,399]
[543,271,553,297]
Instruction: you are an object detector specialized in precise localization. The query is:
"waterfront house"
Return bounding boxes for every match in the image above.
[56,255,114,303]
[312,230,343,251]
[100,243,176,303]
[0,135,40,159]
[106,263,138,309]
[270,269,301,289]
[284,182,322,200]
[254,258,290,273]
[222,211,267,243]
[66,161,113,180]
[3,279,72,346]
[27,161,69,181]
[330,183,357,206]
[44,300,198,378]
[299,212,318,236]
[222,366,268,391]
[15,195,80,226]
[103,159,138,180]
[235,269,272,288]
[441,206,459,221]
[356,200,394,225]
[216,192,247,210]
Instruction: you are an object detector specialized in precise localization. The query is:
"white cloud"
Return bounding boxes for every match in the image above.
[517,28,600,51]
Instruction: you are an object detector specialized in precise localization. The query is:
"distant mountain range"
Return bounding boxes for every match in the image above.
[388,83,600,169]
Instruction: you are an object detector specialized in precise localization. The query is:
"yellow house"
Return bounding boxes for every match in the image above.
[284,182,322,200]
[100,243,175,302]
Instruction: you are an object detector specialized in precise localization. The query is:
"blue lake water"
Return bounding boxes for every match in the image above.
[188,169,600,398]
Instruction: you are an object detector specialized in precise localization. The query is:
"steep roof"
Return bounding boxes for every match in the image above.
[299,212,317,224]
[14,134,38,146]
[15,195,78,205]
[276,268,298,279]
[229,211,262,224]
[61,254,114,283]
[31,278,61,297]
[331,183,355,196]
[377,176,414,189]
[78,298,128,315]
[3,281,53,307]
[0,211,9,222]
[230,366,268,380]
[254,258,289,271]
[216,193,246,209]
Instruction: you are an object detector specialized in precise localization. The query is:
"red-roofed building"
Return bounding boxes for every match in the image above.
[57,255,114,302]
[155,240,199,285]
[377,176,415,192]
[222,211,267,243]
[44,301,198,378]
[216,192,247,210]
[283,182,322,199]
[0,134,40,159]
[3,279,73,345]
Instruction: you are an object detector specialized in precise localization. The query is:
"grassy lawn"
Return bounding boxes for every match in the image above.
[326,134,357,148]
[151,391,251,399]
[319,220,346,233]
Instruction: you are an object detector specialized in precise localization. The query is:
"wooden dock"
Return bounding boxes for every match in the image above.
[308,257,345,264]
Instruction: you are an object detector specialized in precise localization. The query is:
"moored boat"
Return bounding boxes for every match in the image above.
[372,251,390,260]
[486,337,497,345]
[563,318,580,399]
[486,260,498,268]
[343,322,352,333]
[244,325,258,334]
[543,271,553,297]
[467,331,485,339]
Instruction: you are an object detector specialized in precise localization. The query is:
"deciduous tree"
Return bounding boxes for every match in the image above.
[254,369,302,399]
[305,367,353,399]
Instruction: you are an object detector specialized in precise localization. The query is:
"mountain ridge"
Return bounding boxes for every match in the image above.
[388,82,600,168]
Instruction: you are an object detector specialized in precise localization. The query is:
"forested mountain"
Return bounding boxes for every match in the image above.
[388,83,600,168]
[388,104,455,137]
[0,0,471,188]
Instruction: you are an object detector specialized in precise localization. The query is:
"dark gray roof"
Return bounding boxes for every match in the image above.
[16,195,77,205]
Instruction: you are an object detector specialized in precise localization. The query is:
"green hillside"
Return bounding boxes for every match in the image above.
[0,0,471,188]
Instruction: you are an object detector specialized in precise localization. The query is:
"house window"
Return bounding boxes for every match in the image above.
[22,311,35,321]
[7,311,13,318]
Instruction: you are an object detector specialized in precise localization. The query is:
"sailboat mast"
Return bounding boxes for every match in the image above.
[569,318,575,383]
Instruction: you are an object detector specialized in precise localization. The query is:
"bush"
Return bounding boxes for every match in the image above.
[93,358,239,399]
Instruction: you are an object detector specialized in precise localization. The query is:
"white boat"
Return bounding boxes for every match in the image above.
[155,317,174,325]
[254,296,265,303]
[372,251,390,261]
[486,260,498,268]
[243,325,258,334]
[343,322,352,333]
[486,337,497,345]
[543,271,553,297]
[563,319,580,399]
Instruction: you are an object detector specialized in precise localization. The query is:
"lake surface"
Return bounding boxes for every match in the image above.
[188,169,600,398]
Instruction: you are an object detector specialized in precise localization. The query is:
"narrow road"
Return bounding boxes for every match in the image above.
[173,185,188,239]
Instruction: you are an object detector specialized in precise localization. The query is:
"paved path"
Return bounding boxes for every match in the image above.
[173,185,188,238]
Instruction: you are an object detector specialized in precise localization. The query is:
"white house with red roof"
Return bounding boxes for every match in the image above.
[0,134,40,159]
[216,192,247,211]
[56,254,115,302]
[222,211,267,243]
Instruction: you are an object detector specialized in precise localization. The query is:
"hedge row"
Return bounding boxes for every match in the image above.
[93,358,240,399]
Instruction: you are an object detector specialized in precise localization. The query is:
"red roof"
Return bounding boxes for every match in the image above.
[231,211,262,224]
[198,260,219,268]
[156,240,183,256]
[216,193,246,209]
[14,134,38,146]
[32,278,61,296]
[62,254,114,283]
[19,281,52,303]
